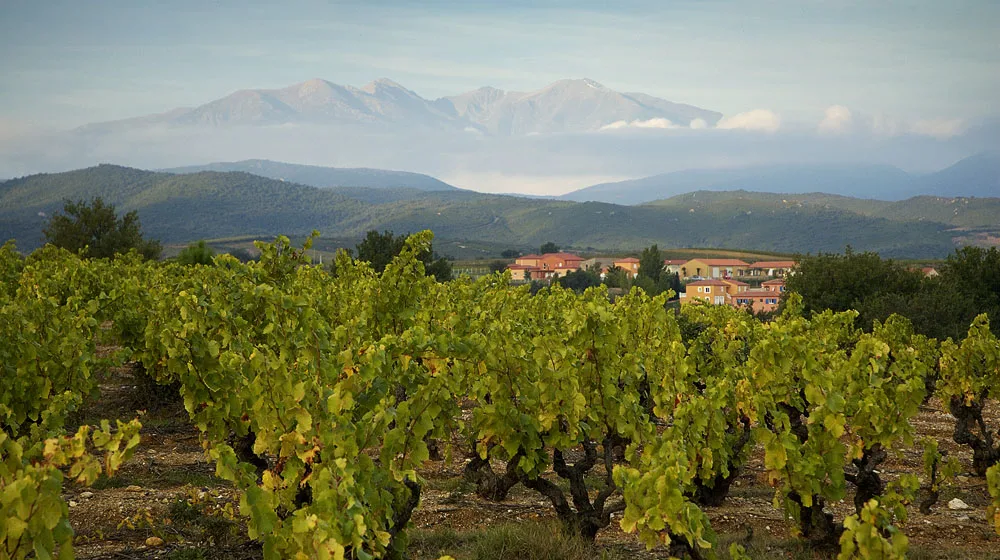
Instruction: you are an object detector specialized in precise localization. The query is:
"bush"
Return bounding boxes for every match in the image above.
[43,197,161,260]
[177,240,216,266]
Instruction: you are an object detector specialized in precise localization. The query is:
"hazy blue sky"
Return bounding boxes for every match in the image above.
[1,0,997,128]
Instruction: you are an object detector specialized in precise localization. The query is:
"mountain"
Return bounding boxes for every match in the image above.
[162,160,458,191]
[562,153,1000,204]
[912,151,1000,198]
[2,164,985,259]
[440,79,722,135]
[75,78,721,136]
[561,163,916,204]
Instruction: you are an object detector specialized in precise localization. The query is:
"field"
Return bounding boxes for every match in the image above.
[5,236,1000,560]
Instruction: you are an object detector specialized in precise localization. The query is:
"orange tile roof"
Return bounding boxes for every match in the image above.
[615,257,640,263]
[751,260,797,268]
[686,279,731,287]
[762,279,786,285]
[693,259,751,266]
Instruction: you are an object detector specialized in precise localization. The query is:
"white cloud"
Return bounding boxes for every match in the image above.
[716,109,781,132]
[689,118,708,130]
[817,105,853,134]
[439,171,630,196]
[599,117,682,130]
[909,118,965,140]
[868,113,965,139]
[870,113,904,137]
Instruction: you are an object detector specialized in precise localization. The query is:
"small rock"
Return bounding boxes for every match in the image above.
[948,498,970,510]
[957,515,970,522]
[145,536,164,547]
[80,491,94,499]
[125,485,143,493]
[68,500,78,508]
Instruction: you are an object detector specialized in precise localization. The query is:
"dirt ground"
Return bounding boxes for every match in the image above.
[66,368,1000,559]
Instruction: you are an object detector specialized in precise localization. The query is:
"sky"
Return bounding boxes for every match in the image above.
[1,0,998,129]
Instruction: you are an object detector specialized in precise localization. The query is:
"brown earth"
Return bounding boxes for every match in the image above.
[67,369,1000,560]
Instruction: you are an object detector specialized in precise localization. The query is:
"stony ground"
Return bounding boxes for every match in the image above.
[66,368,1000,559]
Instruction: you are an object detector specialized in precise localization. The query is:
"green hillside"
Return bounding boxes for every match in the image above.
[163,159,459,191]
[0,165,978,258]
[650,190,1000,229]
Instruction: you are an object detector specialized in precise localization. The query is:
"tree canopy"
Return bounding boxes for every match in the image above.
[633,244,681,297]
[353,230,452,281]
[177,240,216,266]
[42,197,161,260]
[553,268,601,293]
[539,241,560,254]
[784,246,993,339]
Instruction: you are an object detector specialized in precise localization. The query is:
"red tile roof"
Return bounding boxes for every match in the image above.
[693,259,751,266]
[751,260,797,268]
[546,252,585,261]
[686,279,731,287]
[663,259,686,265]
[762,279,786,285]
[615,257,640,263]
[722,279,749,286]
[741,289,780,297]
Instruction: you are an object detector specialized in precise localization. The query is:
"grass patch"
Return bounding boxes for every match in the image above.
[424,476,475,494]
[409,520,633,560]
[89,466,225,491]
[166,549,208,560]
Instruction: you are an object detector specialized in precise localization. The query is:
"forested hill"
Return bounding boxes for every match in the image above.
[0,164,987,258]
[162,159,459,191]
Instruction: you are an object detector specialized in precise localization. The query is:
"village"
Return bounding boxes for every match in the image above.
[506,251,796,313]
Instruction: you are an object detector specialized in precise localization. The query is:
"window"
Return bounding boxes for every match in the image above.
[698,286,703,293]
[705,287,711,293]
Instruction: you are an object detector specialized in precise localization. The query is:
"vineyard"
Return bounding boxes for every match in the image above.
[2,232,1000,560]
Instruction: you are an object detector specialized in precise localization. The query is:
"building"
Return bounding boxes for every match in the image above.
[682,279,732,305]
[507,252,585,281]
[663,259,686,275]
[613,257,640,278]
[721,278,750,297]
[732,278,786,313]
[580,257,617,279]
[679,259,751,279]
[761,278,787,293]
[747,260,797,278]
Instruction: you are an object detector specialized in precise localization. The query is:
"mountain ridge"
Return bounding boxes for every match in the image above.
[562,153,1000,203]
[74,78,722,136]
